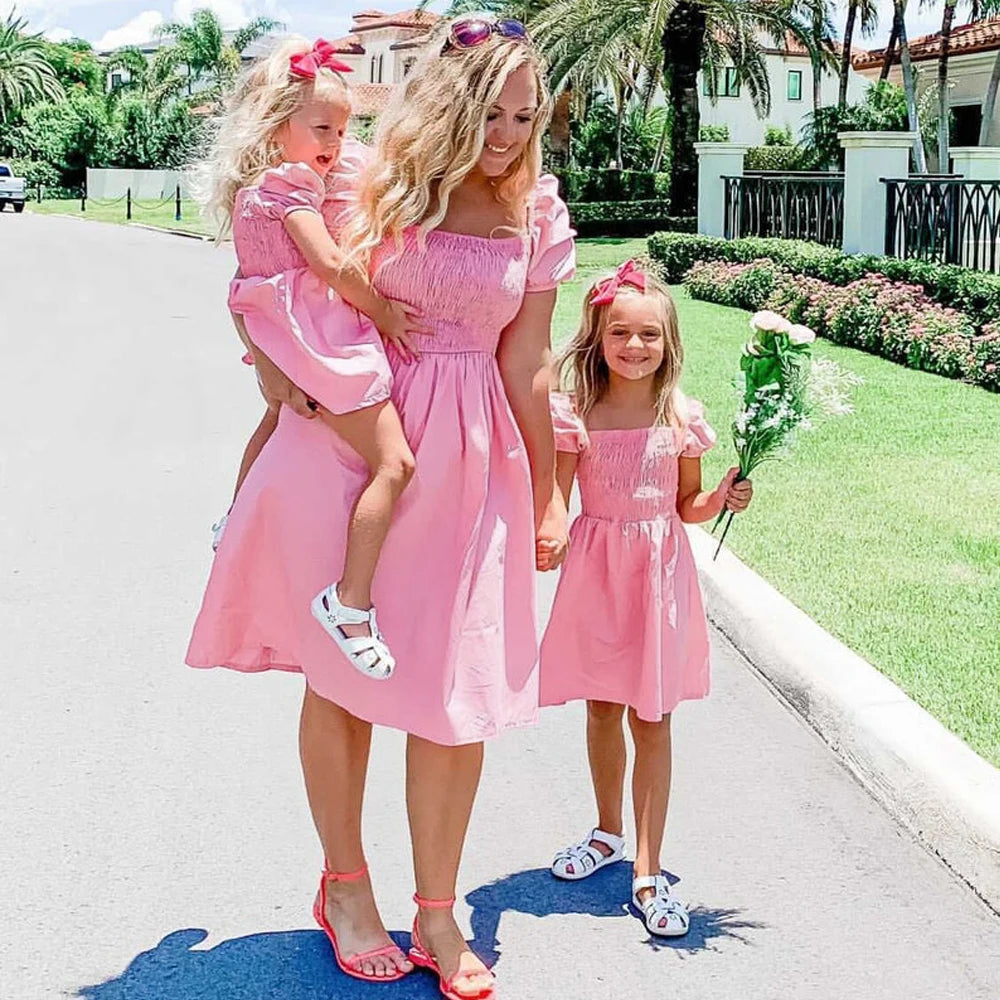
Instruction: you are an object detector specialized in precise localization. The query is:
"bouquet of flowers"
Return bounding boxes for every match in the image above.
[712,310,862,559]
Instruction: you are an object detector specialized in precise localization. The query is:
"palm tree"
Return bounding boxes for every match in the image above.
[936,0,960,170]
[0,9,63,123]
[105,44,188,111]
[896,0,927,172]
[839,0,878,106]
[978,5,1000,142]
[794,0,839,112]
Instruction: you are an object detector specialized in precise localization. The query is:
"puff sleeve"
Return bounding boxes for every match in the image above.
[680,399,717,457]
[526,175,577,292]
[256,162,325,219]
[551,391,589,453]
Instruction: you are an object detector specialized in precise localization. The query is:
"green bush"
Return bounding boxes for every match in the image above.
[569,200,693,238]
[699,124,730,142]
[646,231,1000,328]
[744,145,811,172]
[553,168,670,204]
[764,125,794,147]
[8,158,60,188]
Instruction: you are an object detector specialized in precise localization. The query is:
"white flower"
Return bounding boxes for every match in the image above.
[746,341,762,356]
[751,310,791,334]
[788,324,816,345]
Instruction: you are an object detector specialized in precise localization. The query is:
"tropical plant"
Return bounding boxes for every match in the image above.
[41,38,103,94]
[839,0,878,106]
[0,9,63,124]
[979,2,1000,142]
[105,44,188,111]
[793,0,840,112]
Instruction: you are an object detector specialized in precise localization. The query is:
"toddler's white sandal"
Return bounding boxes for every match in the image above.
[631,874,689,937]
[211,514,228,552]
[310,584,395,680]
[551,828,625,880]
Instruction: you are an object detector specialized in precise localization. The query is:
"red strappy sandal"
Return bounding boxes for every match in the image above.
[312,864,409,983]
[408,894,496,1000]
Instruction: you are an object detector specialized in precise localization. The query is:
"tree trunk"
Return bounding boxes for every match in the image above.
[652,106,671,174]
[938,0,957,171]
[813,54,823,112]
[662,0,707,217]
[881,8,902,81]
[897,2,927,173]
[813,7,824,112]
[839,1,858,107]
[980,49,1000,145]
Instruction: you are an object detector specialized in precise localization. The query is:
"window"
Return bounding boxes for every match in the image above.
[403,57,416,77]
[722,67,740,97]
[787,69,802,102]
[111,72,123,89]
[0,166,10,178]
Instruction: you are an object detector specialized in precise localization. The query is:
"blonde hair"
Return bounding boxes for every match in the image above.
[557,269,687,428]
[340,18,552,266]
[196,35,350,240]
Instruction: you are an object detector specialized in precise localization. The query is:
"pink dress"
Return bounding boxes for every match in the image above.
[186,148,577,746]
[539,393,716,722]
[227,160,392,415]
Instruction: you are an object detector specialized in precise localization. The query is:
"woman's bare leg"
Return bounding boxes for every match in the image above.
[585,699,627,855]
[407,735,493,997]
[627,710,673,893]
[299,687,413,978]
[232,404,279,502]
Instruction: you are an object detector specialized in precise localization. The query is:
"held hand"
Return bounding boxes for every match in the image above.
[375,297,431,364]
[716,467,754,514]
[252,347,320,420]
[535,495,569,572]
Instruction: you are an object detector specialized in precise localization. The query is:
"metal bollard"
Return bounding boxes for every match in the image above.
[81,188,86,213]
[127,187,132,221]
[175,184,181,221]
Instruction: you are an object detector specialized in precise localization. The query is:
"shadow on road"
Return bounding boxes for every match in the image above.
[465,863,766,960]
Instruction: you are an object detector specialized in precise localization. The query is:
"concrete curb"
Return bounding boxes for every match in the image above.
[687,524,1000,913]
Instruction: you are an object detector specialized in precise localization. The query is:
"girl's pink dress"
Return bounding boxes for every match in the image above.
[539,393,716,722]
[186,141,577,746]
[227,160,392,415]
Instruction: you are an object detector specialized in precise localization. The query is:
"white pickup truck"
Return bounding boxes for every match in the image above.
[0,163,26,213]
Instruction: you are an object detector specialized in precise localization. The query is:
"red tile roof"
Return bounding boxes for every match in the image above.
[350,82,395,115]
[350,8,438,33]
[854,17,1000,69]
[763,30,867,59]
[329,33,365,55]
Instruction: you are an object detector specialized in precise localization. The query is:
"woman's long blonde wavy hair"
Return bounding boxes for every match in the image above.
[557,270,688,428]
[340,18,552,266]
[195,36,350,241]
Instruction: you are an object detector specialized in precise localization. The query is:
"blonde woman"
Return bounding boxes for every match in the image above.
[186,14,575,999]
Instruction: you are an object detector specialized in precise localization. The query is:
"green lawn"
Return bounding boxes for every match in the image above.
[561,239,1000,767]
[27,197,212,236]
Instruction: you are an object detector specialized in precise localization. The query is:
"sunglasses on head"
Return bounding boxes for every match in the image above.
[444,16,530,52]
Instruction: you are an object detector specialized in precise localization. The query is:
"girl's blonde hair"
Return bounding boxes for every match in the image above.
[557,268,687,428]
[196,35,350,240]
[340,18,552,266]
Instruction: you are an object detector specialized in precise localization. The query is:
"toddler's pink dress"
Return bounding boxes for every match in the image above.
[227,160,392,414]
[186,140,577,746]
[539,393,715,722]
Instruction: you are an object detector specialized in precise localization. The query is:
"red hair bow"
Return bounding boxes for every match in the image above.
[590,259,647,306]
[289,39,353,79]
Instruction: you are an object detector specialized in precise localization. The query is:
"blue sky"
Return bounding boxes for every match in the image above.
[24,0,950,55]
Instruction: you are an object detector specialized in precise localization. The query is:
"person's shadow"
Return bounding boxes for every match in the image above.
[76,867,764,998]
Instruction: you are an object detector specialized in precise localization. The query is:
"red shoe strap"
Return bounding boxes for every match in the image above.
[413,893,455,909]
[323,863,369,882]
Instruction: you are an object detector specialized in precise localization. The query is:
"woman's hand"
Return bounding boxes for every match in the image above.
[373,297,430,364]
[535,492,569,572]
[716,467,754,514]
[251,346,321,420]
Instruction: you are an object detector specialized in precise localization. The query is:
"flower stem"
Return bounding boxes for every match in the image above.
[713,511,736,561]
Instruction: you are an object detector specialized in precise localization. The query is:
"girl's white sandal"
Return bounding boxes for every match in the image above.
[551,828,625,880]
[631,874,690,937]
[310,584,395,680]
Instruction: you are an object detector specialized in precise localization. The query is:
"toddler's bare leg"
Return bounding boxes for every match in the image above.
[586,700,627,851]
[627,709,673,879]
[232,404,280,502]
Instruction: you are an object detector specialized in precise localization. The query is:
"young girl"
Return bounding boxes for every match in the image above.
[202,37,427,681]
[538,260,753,937]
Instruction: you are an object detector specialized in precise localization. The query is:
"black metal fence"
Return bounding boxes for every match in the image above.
[884,177,1000,273]
[723,172,844,247]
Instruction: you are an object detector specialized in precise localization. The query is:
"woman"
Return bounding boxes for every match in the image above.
[186,15,575,999]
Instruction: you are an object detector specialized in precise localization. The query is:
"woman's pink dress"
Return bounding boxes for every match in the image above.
[186,145,577,746]
[227,161,392,415]
[539,393,716,722]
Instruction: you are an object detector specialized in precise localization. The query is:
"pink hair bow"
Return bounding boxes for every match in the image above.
[289,39,353,79]
[590,259,647,306]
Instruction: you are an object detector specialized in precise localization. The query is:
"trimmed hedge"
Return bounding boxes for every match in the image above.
[647,231,1000,330]
[553,167,671,204]
[569,200,694,238]
[744,146,811,172]
[682,257,999,390]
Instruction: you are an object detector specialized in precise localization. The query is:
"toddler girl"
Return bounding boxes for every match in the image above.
[202,37,426,680]
[539,260,753,936]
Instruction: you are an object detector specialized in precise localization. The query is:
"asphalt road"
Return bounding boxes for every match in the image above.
[2,212,998,1000]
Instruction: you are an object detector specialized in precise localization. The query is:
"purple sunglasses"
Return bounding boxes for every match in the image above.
[445,16,530,51]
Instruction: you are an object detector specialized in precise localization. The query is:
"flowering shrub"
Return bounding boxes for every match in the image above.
[972,326,1000,391]
[684,259,780,310]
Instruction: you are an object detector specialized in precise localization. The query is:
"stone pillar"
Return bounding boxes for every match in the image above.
[839,131,917,255]
[950,147,1000,180]
[694,142,750,238]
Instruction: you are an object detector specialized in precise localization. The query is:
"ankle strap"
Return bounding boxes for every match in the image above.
[323,863,368,882]
[413,893,455,909]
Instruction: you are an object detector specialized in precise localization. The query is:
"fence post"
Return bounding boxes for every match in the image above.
[694,142,749,238]
[127,187,132,221]
[175,184,182,222]
[950,147,1000,180]
[839,131,917,255]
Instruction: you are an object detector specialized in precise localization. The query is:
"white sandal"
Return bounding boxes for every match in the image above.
[551,828,625,880]
[310,584,395,680]
[631,874,689,937]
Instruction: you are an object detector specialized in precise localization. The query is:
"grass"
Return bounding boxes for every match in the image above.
[561,239,1000,767]
[27,197,212,236]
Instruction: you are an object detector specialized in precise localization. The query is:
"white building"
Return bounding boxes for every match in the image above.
[698,33,870,145]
